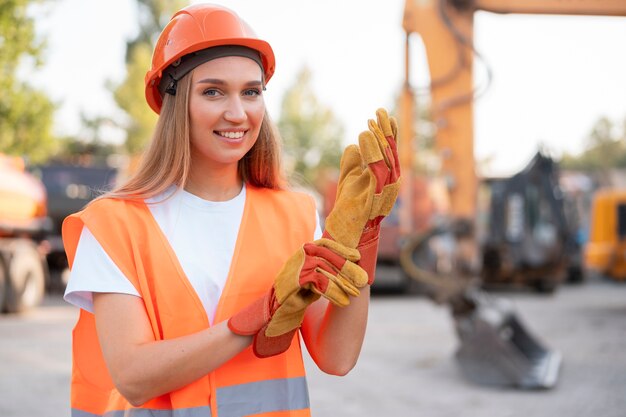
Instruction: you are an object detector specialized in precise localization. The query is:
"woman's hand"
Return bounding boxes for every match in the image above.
[323,108,401,283]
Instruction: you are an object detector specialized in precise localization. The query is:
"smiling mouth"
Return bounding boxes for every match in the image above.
[216,131,246,140]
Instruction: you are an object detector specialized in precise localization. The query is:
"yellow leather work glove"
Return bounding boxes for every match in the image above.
[228,238,368,358]
[323,108,401,283]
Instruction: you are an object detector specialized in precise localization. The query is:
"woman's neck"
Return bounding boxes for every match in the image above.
[185,164,242,202]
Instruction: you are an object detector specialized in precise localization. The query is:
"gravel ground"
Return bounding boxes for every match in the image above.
[1,275,624,417]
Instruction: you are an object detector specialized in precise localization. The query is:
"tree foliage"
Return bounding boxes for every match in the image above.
[278,67,344,190]
[52,113,122,166]
[112,0,185,155]
[560,116,626,171]
[0,0,56,162]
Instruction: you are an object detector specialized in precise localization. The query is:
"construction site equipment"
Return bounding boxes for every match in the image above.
[453,290,562,389]
[0,154,50,313]
[388,0,626,388]
[400,226,563,388]
[584,188,626,281]
[480,151,582,293]
[32,164,118,288]
[0,157,117,313]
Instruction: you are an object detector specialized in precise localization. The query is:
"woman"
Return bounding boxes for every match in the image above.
[63,4,399,417]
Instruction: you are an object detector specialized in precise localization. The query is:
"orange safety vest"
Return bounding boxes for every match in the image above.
[62,185,317,417]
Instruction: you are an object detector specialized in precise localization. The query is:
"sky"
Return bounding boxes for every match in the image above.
[27,0,626,176]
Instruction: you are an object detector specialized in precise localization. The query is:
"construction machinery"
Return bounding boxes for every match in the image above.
[0,154,50,313]
[479,151,582,293]
[387,0,626,389]
[584,188,626,281]
[31,163,119,288]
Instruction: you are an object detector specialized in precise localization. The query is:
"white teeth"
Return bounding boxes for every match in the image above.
[217,131,245,139]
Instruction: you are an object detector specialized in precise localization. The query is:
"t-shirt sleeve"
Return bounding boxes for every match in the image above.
[313,209,322,240]
[63,225,140,313]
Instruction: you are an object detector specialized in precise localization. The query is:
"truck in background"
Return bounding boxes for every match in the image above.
[0,154,119,314]
[31,164,118,290]
[0,154,50,313]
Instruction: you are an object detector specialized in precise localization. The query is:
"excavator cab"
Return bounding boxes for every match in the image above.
[479,151,577,293]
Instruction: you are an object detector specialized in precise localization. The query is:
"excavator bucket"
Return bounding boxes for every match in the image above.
[453,291,561,389]
[399,227,562,389]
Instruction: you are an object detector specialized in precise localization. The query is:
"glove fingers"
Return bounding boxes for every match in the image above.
[325,166,376,247]
[315,267,358,304]
[370,109,401,188]
[376,108,394,139]
[304,242,348,269]
[317,257,368,297]
[390,115,398,140]
[358,130,384,167]
[365,122,391,167]
[337,145,364,187]
[359,131,390,195]
[308,239,368,289]
[370,182,401,220]
[301,256,358,300]
[273,247,307,304]
[386,116,401,182]
[308,238,361,262]
[372,109,400,182]
[266,290,319,337]
[340,259,369,289]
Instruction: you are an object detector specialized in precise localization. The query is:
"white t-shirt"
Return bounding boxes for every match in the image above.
[64,185,322,324]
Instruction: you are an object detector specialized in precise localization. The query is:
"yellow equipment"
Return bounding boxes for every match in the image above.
[584,189,626,281]
[394,0,626,389]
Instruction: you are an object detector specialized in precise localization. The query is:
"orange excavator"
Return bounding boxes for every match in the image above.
[390,0,626,389]
[0,154,50,313]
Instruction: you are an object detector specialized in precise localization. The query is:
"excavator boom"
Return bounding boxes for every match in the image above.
[474,0,626,16]
[398,0,626,389]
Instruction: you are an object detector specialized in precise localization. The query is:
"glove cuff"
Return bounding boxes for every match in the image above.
[357,224,381,285]
[253,326,298,358]
[228,290,274,336]
[228,289,299,358]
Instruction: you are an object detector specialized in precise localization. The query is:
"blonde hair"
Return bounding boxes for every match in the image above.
[107,71,286,200]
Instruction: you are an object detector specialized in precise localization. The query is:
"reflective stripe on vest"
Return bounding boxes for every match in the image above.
[217,376,309,417]
[73,407,211,417]
[63,186,316,417]
[71,376,309,417]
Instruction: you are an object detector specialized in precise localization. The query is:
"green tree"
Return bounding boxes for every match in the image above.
[112,0,184,155]
[560,116,626,171]
[53,113,122,166]
[278,67,344,190]
[0,0,56,162]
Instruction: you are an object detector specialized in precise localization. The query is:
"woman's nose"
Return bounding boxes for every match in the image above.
[224,97,246,122]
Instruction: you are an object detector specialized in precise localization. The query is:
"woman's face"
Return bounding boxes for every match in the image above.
[188,56,265,171]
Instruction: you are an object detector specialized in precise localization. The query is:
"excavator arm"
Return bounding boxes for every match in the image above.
[400,0,626,221]
[474,0,626,16]
[397,0,626,389]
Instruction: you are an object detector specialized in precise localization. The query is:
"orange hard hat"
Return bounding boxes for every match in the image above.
[145,4,276,114]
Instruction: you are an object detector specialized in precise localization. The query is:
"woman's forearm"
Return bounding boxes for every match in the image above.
[93,293,251,406]
[302,286,370,375]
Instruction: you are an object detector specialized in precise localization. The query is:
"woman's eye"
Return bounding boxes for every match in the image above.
[202,88,219,96]
[243,88,262,97]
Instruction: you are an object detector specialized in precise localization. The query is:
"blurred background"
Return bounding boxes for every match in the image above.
[1,0,626,416]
